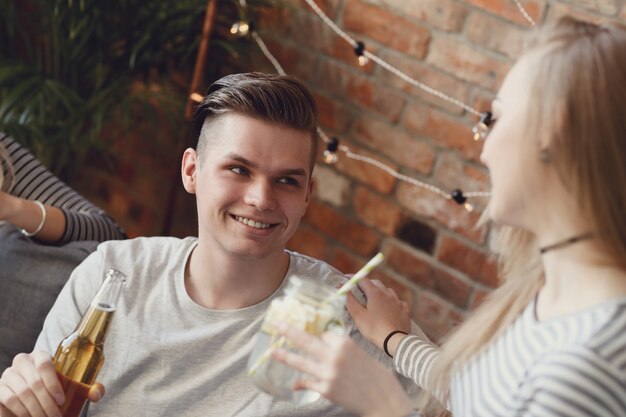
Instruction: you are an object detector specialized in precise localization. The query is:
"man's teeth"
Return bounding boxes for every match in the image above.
[235,216,272,229]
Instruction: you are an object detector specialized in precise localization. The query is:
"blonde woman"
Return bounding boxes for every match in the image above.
[273,17,626,417]
[0,133,125,243]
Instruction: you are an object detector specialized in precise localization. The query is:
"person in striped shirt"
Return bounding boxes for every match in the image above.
[273,16,626,417]
[0,133,125,243]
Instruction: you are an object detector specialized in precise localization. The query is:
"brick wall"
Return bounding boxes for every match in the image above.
[250,0,625,341]
[70,0,624,342]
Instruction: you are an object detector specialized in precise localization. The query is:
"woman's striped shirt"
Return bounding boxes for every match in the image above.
[1,133,125,243]
[395,297,626,417]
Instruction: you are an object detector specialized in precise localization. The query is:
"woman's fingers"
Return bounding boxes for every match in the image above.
[274,323,326,360]
[271,348,321,380]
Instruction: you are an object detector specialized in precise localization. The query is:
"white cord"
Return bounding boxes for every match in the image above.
[250,28,492,202]
[302,0,482,117]
[513,0,536,26]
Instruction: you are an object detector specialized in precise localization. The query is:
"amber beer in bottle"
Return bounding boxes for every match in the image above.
[52,268,125,417]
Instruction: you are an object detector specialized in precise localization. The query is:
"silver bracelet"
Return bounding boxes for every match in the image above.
[20,200,47,237]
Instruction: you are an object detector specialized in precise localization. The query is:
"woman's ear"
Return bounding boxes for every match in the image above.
[181,148,198,194]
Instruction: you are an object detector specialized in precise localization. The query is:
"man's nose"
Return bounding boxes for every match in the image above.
[243,179,277,211]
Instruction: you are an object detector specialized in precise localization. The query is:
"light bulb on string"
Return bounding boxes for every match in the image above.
[323,137,340,164]
[451,189,473,212]
[472,111,493,141]
[230,21,251,37]
[353,41,368,66]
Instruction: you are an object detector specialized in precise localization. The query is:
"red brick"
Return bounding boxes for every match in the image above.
[313,91,353,134]
[426,37,511,91]
[312,165,351,207]
[328,247,415,307]
[287,225,329,260]
[471,89,497,116]
[413,291,464,342]
[395,181,487,243]
[254,38,318,83]
[436,234,499,287]
[464,12,526,59]
[376,0,468,32]
[383,240,472,308]
[471,288,492,309]
[351,116,437,174]
[316,60,406,122]
[464,0,546,26]
[353,186,405,235]
[286,0,342,19]
[332,139,398,194]
[304,201,381,256]
[379,50,471,115]
[343,0,431,59]
[402,102,484,162]
[259,6,334,53]
[345,75,406,123]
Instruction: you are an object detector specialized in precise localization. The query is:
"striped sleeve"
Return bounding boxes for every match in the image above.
[519,348,626,417]
[394,334,441,390]
[1,133,126,243]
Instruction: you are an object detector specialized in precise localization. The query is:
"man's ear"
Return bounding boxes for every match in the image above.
[181,148,198,194]
[305,177,315,205]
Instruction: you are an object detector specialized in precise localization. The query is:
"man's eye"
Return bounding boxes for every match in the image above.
[230,166,249,176]
[278,177,299,186]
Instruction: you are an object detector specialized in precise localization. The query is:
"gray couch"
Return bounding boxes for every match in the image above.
[0,223,98,371]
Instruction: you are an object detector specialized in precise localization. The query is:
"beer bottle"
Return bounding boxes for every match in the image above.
[53,268,126,417]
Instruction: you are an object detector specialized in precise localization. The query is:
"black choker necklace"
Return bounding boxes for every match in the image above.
[539,232,595,254]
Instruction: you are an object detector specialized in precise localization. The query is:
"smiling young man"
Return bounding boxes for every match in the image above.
[0,73,415,417]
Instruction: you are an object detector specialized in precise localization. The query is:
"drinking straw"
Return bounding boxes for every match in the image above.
[332,252,385,298]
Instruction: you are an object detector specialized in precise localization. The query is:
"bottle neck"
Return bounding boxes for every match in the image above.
[76,304,115,346]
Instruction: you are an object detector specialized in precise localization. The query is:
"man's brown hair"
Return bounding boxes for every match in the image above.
[192,72,319,172]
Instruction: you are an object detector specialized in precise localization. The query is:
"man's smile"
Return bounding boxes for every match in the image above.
[230,214,280,230]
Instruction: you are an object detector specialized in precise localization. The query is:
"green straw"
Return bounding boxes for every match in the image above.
[333,252,385,298]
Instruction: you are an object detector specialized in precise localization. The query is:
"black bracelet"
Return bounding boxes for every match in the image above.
[383,330,408,357]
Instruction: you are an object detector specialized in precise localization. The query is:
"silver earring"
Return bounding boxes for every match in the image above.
[540,149,551,163]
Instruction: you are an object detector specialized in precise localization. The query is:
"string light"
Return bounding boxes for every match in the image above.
[229,1,502,211]
[302,0,483,118]
[472,111,493,141]
[323,137,339,164]
[230,21,251,37]
[190,92,203,103]
[247,27,489,211]
[513,0,536,26]
[353,41,369,66]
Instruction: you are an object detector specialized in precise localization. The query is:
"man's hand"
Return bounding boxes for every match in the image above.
[0,351,105,417]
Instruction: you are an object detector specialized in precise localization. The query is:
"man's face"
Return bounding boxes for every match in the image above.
[182,112,314,259]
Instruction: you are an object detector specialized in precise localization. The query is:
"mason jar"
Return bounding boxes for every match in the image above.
[247,275,346,404]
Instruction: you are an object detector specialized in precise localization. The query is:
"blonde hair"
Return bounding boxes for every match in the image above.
[420,16,626,412]
[0,141,15,193]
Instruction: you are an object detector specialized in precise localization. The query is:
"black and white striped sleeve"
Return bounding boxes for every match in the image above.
[518,348,626,417]
[1,133,126,243]
[394,334,441,391]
